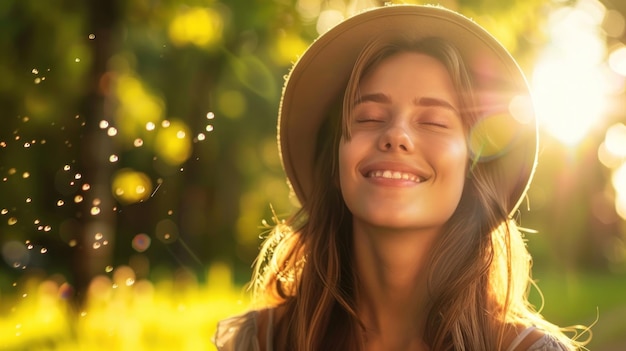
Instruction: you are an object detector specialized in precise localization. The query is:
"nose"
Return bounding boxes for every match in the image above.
[378,123,414,152]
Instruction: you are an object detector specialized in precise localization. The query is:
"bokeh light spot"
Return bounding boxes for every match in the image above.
[2,241,30,268]
[132,233,152,253]
[316,9,344,35]
[605,123,626,158]
[156,219,179,243]
[111,168,153,205]
[114,74,164,139]
[272,31,309,65]
[154,119,192,166]
[609,45,626,77]
[469,114,517,161]
[168,7,223,48]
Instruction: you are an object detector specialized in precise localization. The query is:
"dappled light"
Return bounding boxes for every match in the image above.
[168,7,224,48]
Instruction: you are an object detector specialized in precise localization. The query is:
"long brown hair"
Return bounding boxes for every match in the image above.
[251,37,582,350]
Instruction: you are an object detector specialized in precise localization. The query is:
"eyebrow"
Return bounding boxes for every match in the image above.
[415,97,459,115]
[355,93,390,105]
[355,93,459,115]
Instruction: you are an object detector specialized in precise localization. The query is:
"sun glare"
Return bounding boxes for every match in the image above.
[531,0,613,146]
[531,0,626,220]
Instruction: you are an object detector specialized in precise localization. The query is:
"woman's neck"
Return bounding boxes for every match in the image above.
[352,220,439,350]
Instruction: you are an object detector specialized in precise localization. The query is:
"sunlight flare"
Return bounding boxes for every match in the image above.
[531,0,611,146]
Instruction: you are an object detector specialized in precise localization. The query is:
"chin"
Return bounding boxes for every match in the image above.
[354,211,445,233]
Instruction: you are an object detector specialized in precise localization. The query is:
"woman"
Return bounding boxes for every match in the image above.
[214,5,588,351]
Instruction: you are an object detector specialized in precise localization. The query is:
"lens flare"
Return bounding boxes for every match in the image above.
[132,233,152,253]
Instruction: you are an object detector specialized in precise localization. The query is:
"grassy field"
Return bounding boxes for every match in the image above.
[0,263,249,351]
[530,269,626,350]
[0,265,624,350]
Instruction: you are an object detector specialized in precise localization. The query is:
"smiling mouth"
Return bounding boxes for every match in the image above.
[366,170,424,183]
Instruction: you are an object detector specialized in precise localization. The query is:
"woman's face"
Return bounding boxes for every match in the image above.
[338,52,468,234]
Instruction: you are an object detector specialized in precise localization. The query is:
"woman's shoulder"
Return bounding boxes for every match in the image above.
[212,308,276,351]
[506,326,574,351]
[213,310,261,351]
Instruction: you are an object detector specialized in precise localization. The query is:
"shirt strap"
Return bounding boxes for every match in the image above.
[506,326,537,351]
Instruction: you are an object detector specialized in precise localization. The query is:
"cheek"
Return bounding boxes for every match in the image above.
[337,139,354,189]
[447,141,470,197]
[430,138,469,193]
[450,141,469,177]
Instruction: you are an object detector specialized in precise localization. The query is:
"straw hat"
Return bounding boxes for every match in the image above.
[278,4,537,217]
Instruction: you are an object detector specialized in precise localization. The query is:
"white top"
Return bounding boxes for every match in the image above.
[213,310,273,351]
[213,310,570,351]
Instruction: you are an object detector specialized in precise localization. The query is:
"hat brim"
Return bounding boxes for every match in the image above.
[278,4,537,216]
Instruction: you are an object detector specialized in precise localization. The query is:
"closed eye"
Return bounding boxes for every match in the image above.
[421,121,448,128]
[356,118,385,123]
[419,109,457,129]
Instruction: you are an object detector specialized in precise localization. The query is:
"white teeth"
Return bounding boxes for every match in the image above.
[368,170,421,182]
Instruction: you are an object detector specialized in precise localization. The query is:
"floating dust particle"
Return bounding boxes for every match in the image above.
[107,127,117,136]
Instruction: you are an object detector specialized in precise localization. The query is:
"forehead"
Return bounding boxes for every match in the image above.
[357,52,459,106]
